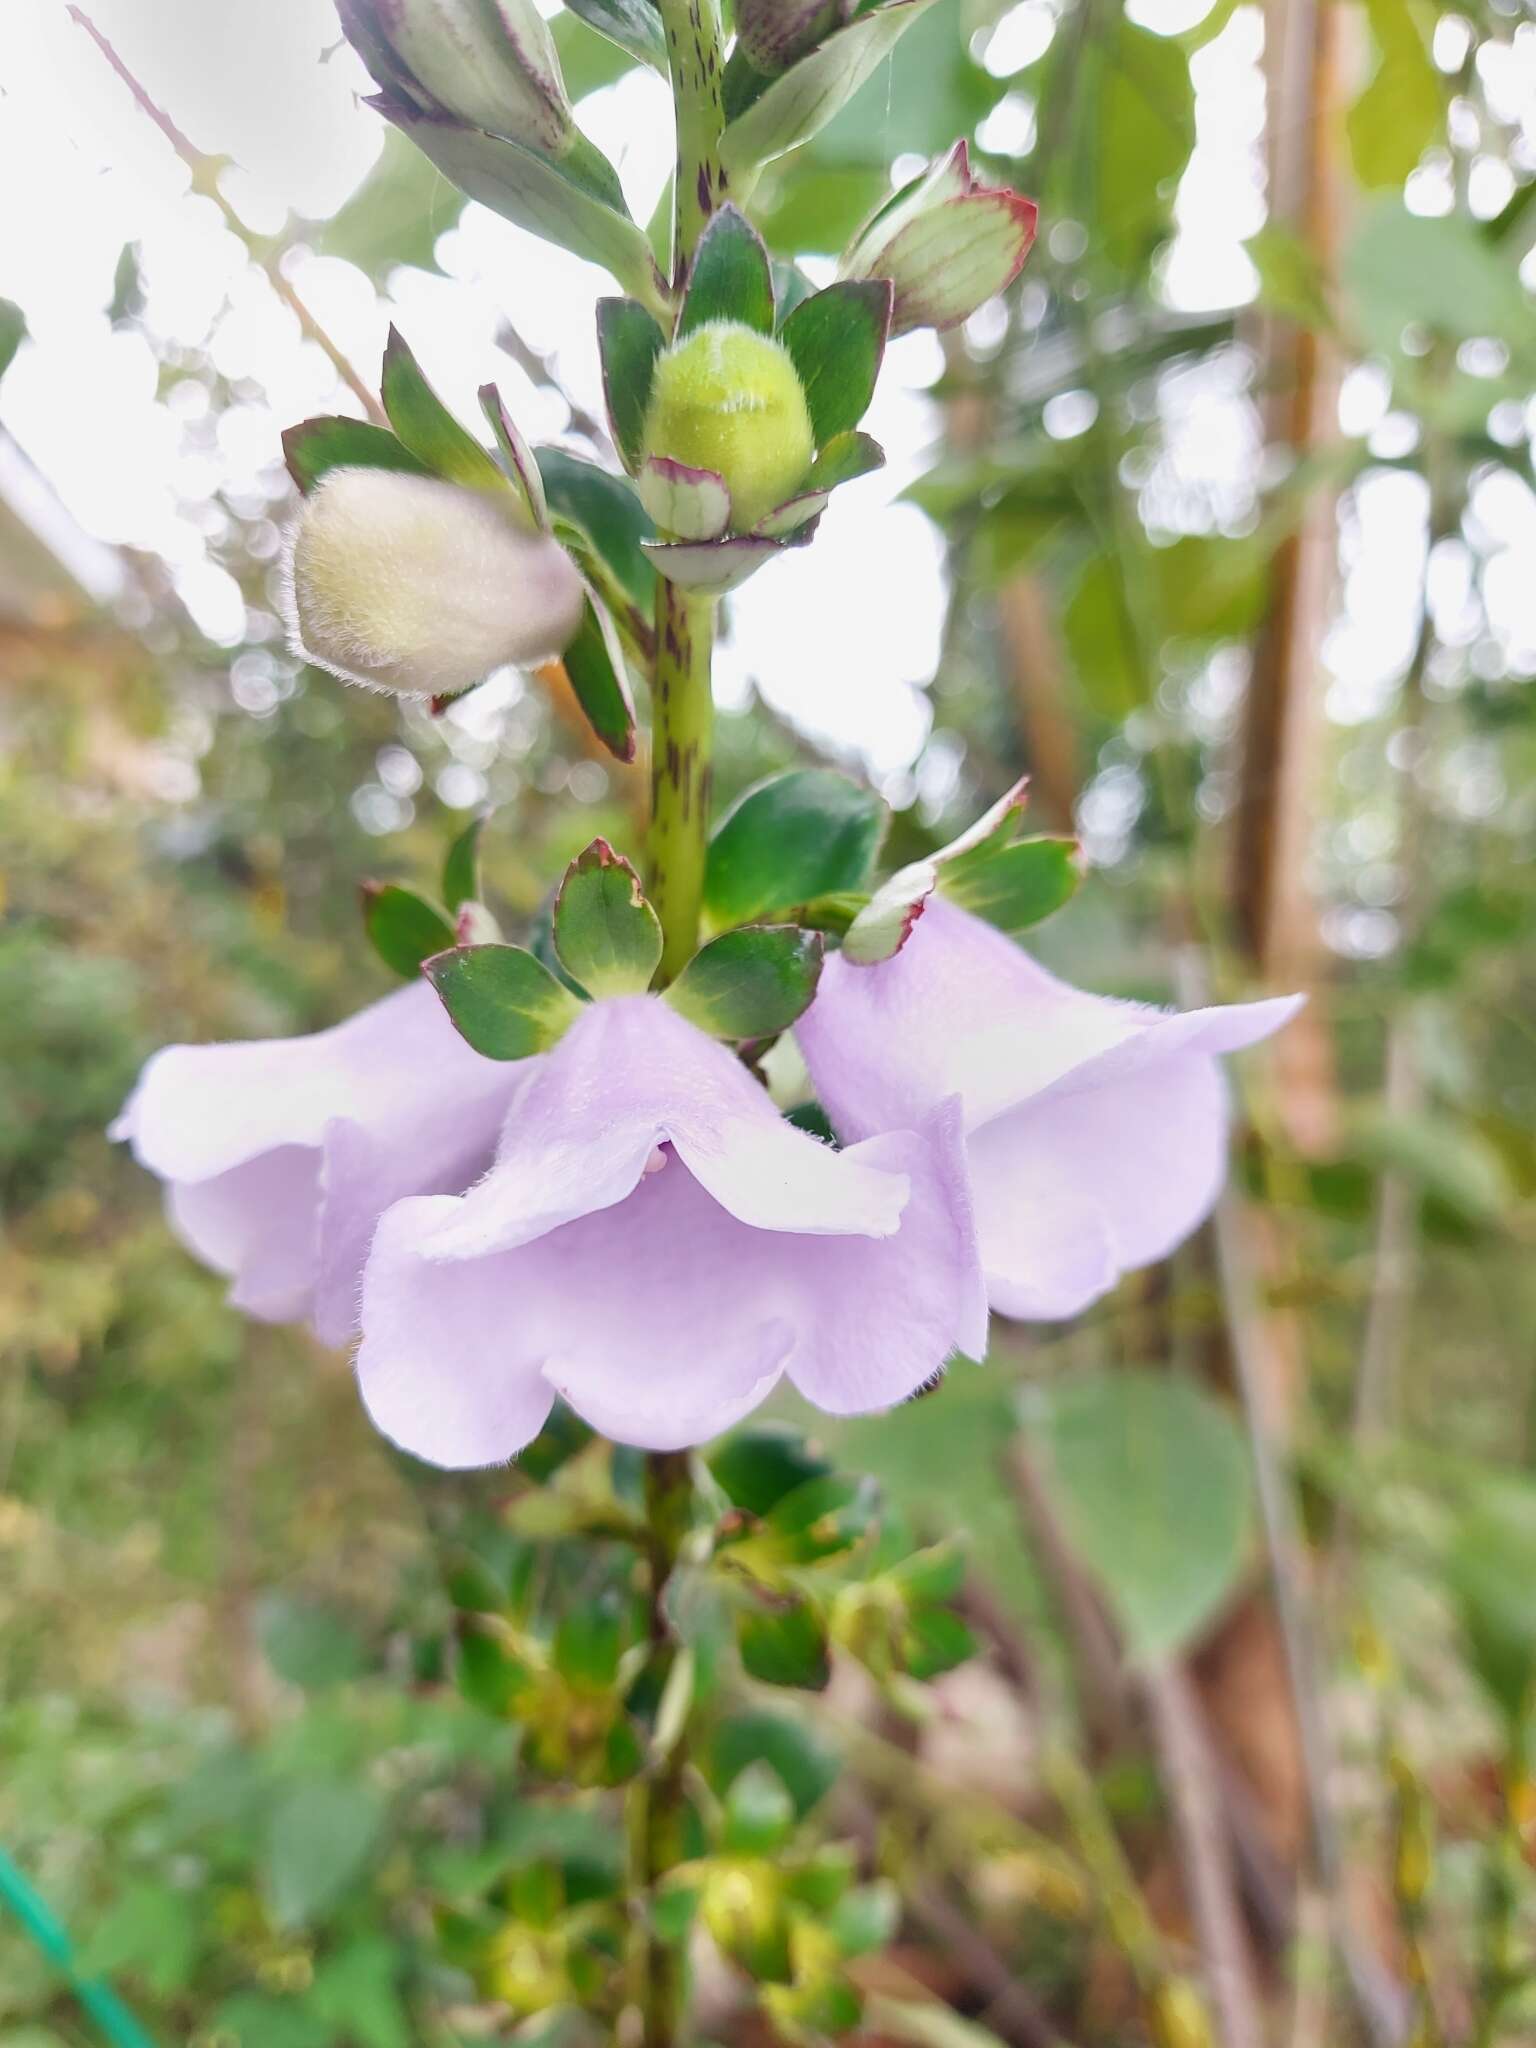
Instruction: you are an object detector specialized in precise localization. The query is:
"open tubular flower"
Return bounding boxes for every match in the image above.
[283,467,586,697]
[356,996,986,1465]
[797,899,1302,1320]
[839,141,1039,335]
[641,322,816,533]
[111,984,522,1347]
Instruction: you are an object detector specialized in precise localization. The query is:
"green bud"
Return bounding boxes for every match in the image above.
[641,321,816,533]
[734,0,849,75]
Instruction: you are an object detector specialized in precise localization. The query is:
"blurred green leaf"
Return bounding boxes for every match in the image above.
[1445,1484,1536,1728]
[722,1759,797,1854]
[316,130,462,278]
[263,1779,383,1928]
[0,296,26,381]
[362,882,455,980]
[258,1594,369,1690]
[1345,201,1531,351]
[779,279,890,445]
[1022,1371,1254,1658]
[664,924,824,1039]
[554,839,662,995]
[711,1423,836,1517]
[737,1598,832,1689]
[1347,0,1442,191]
[710,1709,839,1817]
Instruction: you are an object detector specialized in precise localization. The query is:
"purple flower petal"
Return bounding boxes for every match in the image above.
[113,981,518,1343]
[798,898,1301,1320]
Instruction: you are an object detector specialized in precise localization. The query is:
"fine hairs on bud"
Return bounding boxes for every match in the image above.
[642,321,815,532]
[283,468,587,697]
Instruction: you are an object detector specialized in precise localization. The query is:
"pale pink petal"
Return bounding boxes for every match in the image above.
[167,1148,320,1324]
[422,996,906,1262]
[965,1119,1117,1320]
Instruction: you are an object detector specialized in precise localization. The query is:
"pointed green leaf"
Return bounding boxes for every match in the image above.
[282,416,433,495]
[679,203,776,337]
[737,1598,831,1690]
[560,591,638,761]
[711,1709,839,1817]
[441,814,487,913]
[779,280,891,445]
[664,925,824,1039]
[538,447,657,610]
[719,0,939,180]
[425,943,584,1059]
[1347,0,1442,191]
[638,456,733,540]
[478,383,548,526]
[597,296,666,473]
[378,100,668,316]
[263,1780,383,1929]
[553,838,663,996]
[902,1606,977,1680]
[941,835,1081,936]
[705,768,885,927]
[564,0,668,71]
[380,327,505,489]
[362,882,456,979]
[711,1423,834,1517]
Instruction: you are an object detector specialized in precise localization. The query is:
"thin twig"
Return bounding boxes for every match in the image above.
[68,7,388,426]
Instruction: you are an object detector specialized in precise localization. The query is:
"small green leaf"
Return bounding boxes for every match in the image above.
[711,1708,839,1817]
[941,835,1081,937]
[738,1598,831,1689]
[705,768,885,927]
[902,1605,976,1680]
[597,297,667,473]
[553,838,663,996]
[564,0,668,71]
[560,591,638,762]
[380,326,505,489]
[828,1881,899,1958]
[362,882,455,980]
[711,1423,834,1517]
[1346,0,1442,190]
[282,416,433,495]
[1022,1372,1254,1660]
[457,1622,527,1716]
[257,1594,368,1689]
[539,447,657,611]
[1445,1483,1536,1729]
[722,1760,797,1856]
[425,943,584,1060]
[442,814,486,913]
[263,1779,383,1929]
[779,279,891,445]
[680,203,776,337]
[553,1595,625,1692]
[665,925,824,1039]
[766,1470,880,1563]
[478,383,548,526]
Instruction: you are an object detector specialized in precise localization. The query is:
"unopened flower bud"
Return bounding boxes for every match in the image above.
[840,141,1038,336]
[641,322,815,532]
[339,0,574,158]
[734,0,848,76]
[284,468,585,697]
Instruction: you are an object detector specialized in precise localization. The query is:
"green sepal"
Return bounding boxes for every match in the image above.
[664,925,824,1040]
[561,591,638,762]
[737,1598,831,1690]
[563,0,668,72]
[380,327,505,490]
[442,813,487,914]
[638,456,733,541]
[538,448,657,611]
[553,838,664,996]
[596,297,666,474]
[679,203,776,338]
[722,1761,797,1857]
[424,943,584,1060]
[478,383,549,526]
[705,768,885,928]
[942,833,1081,936]
[779,280,891,446]
[282,416,433,496]
[361,882,455,979]
[751,428,885,538]
[711,1423,834,1518]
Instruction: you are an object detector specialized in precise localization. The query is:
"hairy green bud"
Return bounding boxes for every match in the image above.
[641,321,816,532]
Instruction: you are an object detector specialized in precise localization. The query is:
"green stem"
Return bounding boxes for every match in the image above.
[648,582,715,980]
[657,0,727,288]
[631,1449,694,2047]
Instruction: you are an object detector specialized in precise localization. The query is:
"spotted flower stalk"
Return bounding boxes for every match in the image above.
[113,0,1297,2037]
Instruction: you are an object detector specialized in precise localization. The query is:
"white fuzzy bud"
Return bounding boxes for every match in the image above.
[284,468,586,698]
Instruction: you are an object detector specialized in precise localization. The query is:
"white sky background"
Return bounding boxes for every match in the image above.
[1,0,1533,829]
